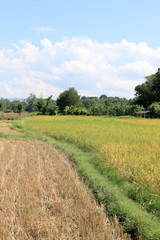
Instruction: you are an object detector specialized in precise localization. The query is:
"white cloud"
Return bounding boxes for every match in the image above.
[0,37,160,99]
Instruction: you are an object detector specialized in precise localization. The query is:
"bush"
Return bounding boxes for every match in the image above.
[148,102,160,118]
[4,109,13,113]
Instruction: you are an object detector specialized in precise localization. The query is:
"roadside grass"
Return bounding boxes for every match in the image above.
[11,118,160,240]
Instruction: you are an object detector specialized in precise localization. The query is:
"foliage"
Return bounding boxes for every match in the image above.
[148,102,160,118]
[81,96,100,108]
[25,93,38,112]
[11,100,25,114]
[36,95,58,115]
[89,104,108,116]
[125,104,144,116]
[0,98,14,112]
[63,105,88,115]
[36,98,46,114]
[135,68,160,108]
[108,100,128,116]
[57,87,82,112]
[0,86,151,117]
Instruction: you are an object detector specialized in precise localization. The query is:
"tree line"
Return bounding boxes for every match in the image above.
[1,68,160,117]
[0,90,143,117]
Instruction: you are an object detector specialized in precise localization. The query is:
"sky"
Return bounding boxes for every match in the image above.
[0,0,160,99]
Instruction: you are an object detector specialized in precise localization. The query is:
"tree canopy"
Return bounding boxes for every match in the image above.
[56,88,82,112]
[134,68,160,108]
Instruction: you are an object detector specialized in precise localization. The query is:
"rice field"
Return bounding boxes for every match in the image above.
[23,116,160,194]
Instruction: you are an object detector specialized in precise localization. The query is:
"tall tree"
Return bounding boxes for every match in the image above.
[26,93,38,112]
[36,95,58,115]
[11,100,24,113]
[57,88,82,112]
[134,68,160,108]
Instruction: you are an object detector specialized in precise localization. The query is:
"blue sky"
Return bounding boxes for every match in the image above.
[0,0,160,99]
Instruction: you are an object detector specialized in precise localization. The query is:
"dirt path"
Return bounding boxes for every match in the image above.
[0,121,23,135]
[0,122,130,240]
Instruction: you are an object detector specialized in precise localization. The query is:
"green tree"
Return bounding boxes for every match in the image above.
[11,100,24,113]
[26,93,38,112]
[36,98,46,114]
[57,88,82,113]
[17,103,23,114]
[0,99,12,112]
[135,68,160,108]
[126,104,144,116]
[148,102,160,118]
[108,100,128,116]
[36,95,58,115]
[63,105,88,115]
[81,96,100,108]
[91,104,108,116]
[99,94,108,100]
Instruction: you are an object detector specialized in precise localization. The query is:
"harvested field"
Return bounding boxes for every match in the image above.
[0,127,24,135]
[0,121,12,127]
[0,112,31,120]
[0,138,129,240]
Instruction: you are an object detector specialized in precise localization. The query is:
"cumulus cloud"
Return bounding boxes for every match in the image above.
[0,37,160,99]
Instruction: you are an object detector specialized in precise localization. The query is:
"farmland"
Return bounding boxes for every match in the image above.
[22,116,160,193]
[15,115,160,239]
[0,121,130,240]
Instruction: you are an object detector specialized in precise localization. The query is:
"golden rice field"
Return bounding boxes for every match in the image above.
[0,137,130,240]
[23,116,160,194]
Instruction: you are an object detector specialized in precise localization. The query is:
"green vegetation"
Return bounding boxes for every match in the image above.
[57,87,82,112]
[135,68,160,108]
[0,92,144,117]
[148,102,160,118]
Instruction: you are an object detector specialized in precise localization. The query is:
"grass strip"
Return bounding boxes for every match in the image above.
[77,150,160,220]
